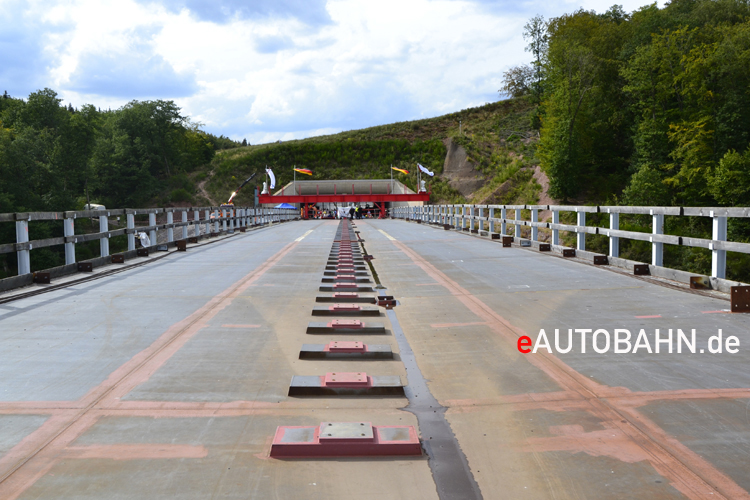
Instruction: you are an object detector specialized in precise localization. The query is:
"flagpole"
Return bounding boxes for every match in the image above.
[390,164,393,194]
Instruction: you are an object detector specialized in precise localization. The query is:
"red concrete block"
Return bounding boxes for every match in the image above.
[327,341,365,352]
[330,303,361,312]
[324,372,368,387]
[329,319,364,329]
[335,274,357,281]
[270,422,421,458]
[333,282,358,289]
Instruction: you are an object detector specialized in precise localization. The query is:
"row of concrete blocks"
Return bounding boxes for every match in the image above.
[271,219,421,458]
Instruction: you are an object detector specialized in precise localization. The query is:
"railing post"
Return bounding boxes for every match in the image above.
[148,213,156,247]
[515,208,521,238]
[468,206,474,230]
[222,209,227,232]
[204,210,210,234]
[501,207,507,235]
[531,208,538,241]
[552,209,559,246]
[167,211,174,242]
[182,211,188,239]
[652,212,663,266]
[489,207,495,234]
[15,217,30,275]
[99,213,109,257]
[194,210,200,237]
[609,211,619,258]
[712,212,727,279]
[64,216,76,264]
[477,206,483,232]
[576,211,586,251]
[127,213,135,250]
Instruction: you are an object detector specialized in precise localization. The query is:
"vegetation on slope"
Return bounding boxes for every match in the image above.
[206,98,540,206]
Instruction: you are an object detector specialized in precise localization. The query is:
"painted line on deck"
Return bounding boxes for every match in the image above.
[379,229,397,241]
[295,229,314,241]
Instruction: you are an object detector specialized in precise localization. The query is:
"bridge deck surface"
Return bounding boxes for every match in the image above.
[0,219,748,499]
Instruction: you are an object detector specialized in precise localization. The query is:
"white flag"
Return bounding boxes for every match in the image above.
[266,167,276,189]
[417,163,434,177]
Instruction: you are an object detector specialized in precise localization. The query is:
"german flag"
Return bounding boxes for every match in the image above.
[391,167,409,175]
[294,168,313,175]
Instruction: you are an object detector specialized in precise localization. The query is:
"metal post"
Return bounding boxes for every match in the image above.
[468,206,474,230]
[531,209,538,241]
[182,211,188,239]
[477,206,483,232]
[576,211,586,251]
[127,213,135,250]
[501,207,507,235]
[609,211,619,258]
[148,213,156,247]
[712,213,727,279]
[552,210,559,246]
[515,209,521,238]
[652,212,663,266]
[222,209,227,232]
[64,216,76,264]
[194,210,200,237]
[489,207,495,234]
[204,210,210,235]
[15,218,30,275]
[99,214,109,257]
[214,210,219,233]
[167,211,174,242]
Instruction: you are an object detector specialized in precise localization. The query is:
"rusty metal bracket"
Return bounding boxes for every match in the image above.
[690,276,710,289]
[593,256,608,265]
[77,262,93,272]
[33,272,50,284]
[731,286,750,312]
[176,240,187,251]
[502,236,513,247]
[633,264,650,275]
[111,254,125,264]
[563,249,575,257]
[137,248,149,257]
[539,243,551,252]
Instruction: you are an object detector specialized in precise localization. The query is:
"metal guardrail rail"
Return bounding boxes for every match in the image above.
[393,204,750,283]
[1,206,298,278]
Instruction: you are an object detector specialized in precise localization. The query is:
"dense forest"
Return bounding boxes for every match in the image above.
[502,0,750,206]
[0,88,239,213]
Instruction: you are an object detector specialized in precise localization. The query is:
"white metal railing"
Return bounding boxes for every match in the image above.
[1,206,298,277]
[392,204,750,280]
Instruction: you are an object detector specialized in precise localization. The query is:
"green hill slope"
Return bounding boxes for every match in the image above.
[200,98,540,206]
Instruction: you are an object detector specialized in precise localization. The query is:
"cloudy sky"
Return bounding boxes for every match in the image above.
[1,0,656,144]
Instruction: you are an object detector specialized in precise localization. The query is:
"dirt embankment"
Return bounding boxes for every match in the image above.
[441,138,487,198]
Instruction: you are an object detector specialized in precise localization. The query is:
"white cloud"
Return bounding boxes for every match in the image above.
[1,0,660,142]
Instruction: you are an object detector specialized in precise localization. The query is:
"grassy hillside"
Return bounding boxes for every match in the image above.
[198,98,540,206]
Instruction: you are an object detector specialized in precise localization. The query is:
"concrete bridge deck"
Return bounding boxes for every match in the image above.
[0,219,748,499]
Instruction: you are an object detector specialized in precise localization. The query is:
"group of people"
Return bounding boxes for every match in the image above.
[348,206,363,219]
